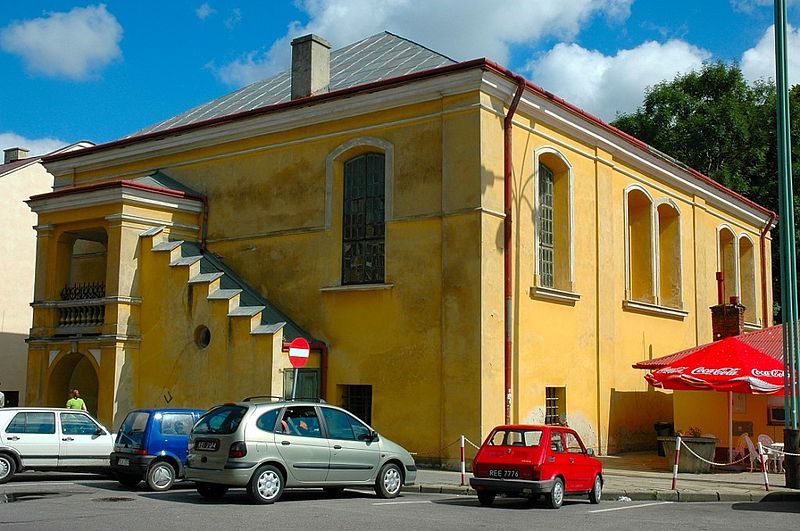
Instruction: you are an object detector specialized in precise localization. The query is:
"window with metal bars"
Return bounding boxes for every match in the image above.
[342,153,385,285]
[538,163,555,288]
[545,386,566,425]
[342,385,372,425]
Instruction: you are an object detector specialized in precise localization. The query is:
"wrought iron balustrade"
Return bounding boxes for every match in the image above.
[57,282,106,328]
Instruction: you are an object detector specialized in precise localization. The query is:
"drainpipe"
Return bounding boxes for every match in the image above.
[282,339,328,401]
[200,195,209,252]
[759,212,777,327]
[504,76,527,424]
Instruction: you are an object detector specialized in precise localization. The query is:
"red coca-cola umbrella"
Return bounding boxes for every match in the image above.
[644,338,785,394]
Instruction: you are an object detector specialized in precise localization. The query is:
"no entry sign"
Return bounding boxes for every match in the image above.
[288,337,310,368]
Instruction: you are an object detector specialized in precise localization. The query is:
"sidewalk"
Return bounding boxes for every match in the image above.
[405,452,800,502]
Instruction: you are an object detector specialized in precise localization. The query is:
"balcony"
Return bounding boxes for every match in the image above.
[54,282,106,335]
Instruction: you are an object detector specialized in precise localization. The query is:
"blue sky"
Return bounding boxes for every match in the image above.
[2,1,800,155]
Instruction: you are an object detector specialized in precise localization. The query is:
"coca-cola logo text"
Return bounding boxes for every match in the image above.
[751,368,784,378]
[690,367,740,376]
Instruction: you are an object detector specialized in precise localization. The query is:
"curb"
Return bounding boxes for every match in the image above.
[405,484,800,502]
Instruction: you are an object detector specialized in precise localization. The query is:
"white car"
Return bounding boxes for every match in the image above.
[0,407,113,484]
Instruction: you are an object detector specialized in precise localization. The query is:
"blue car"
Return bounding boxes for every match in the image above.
[111,408,205,491]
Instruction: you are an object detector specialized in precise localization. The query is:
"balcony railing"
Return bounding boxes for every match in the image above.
[57,282,106,330]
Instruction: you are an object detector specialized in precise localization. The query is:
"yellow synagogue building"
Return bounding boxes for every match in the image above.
[25,33,776,465]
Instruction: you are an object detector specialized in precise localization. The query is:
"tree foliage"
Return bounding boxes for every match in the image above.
[612,62,800,322]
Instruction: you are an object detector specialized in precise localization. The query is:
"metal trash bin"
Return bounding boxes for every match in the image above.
[654,422,674,456]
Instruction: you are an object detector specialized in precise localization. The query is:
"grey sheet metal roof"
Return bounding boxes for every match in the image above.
[130,170,202,196]
[131,32,455,137]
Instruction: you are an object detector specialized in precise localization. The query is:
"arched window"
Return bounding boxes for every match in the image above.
[739,236,756,323]
[656,202,682,308]
[535,149,573,292]
[342,153,385,284]
[718,227,737,301]
[626,188,654,303]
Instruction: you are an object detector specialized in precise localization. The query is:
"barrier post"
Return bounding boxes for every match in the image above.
[460,435,466,486]
[758,442,770,492]
[671,435,682,490]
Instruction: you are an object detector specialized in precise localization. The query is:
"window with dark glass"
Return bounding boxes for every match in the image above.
[538,163,555,288]
[342,384,372,425]
[343,153,385,284]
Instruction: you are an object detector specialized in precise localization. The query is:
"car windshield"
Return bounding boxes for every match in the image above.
[489,429,543,447]
[193,405,247,435]
[116,411,150,448]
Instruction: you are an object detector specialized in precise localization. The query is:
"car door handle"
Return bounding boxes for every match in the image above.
[333,445,342,450]
[548,456,555,462]
[7,436,20,441]
[281,440,290,446]
[62,437,74,441]
[569,458,575,463]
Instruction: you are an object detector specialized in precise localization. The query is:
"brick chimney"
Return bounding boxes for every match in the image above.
[4,147,29,164]
[711,296,745,341]
[291,34,331,100]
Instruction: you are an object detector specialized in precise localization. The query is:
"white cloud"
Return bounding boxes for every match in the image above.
[225,7,242,29]
[196,3,215,20]
[741,24,800,85]
[213,0,632,86]
[0,4,122,80]
[526,40,711,121]
[731,0,800,13]
[0,132,68,158]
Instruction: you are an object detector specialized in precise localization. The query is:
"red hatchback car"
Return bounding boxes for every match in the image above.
[469,424,603,509]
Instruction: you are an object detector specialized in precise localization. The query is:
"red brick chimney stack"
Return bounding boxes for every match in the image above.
[710,295,745,341]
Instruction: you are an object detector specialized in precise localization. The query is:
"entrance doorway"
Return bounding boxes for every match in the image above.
[47,352,99,417]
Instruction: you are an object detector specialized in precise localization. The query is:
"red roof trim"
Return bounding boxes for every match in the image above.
[42,58,774,219]
[28,180,205,203]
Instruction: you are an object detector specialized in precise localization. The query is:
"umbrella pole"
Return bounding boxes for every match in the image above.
[729,391,733,462]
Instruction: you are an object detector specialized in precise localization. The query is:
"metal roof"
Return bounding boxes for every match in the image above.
[131,32,455,137]
[633,324,785,370]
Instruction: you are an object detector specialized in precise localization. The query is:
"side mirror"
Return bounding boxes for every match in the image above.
[359,430,379,442]
[586,448,595,456]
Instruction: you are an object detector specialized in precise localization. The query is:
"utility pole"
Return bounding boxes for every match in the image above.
[774,0,800,489]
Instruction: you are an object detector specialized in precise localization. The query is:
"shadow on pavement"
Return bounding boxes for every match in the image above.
[136,488,384,505]
[732,493,800,514]
[433,496,587,511]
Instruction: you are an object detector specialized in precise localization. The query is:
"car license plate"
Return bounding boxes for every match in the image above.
[196,439,219,451]
[488,469,519,478]
[118,458,129,466]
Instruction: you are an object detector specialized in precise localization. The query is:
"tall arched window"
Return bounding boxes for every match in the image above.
[739,235,756,323]
[535,149,573,293]
[342,153,385,284]
[626,188,654,303]
[657,202,682,308]
[718,227,737,301]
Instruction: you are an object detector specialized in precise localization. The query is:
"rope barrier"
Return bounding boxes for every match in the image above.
[677,439,752,466]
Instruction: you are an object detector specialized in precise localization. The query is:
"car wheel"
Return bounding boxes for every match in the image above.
[116,472,142,488]
[477,490,496,506]
[374,462,403,499]
[246,465,284,504]
[546,477,564,509]
[323,487,345,497]
[196,482,229,499]
[589,475,602,504]
[146,461,176,492]
[0,454,16,485]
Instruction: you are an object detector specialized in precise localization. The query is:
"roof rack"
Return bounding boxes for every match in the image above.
[241,395,327,404]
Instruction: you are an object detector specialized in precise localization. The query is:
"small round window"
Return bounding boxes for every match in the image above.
[194,325,211,349]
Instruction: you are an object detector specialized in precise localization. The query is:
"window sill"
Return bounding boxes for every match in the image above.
[530,286,580,305]
[622,299,688,319]
[744,321,762,331]
[320,283,394,293]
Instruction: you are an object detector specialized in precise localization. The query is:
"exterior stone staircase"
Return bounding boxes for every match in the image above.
[139,226,308,341]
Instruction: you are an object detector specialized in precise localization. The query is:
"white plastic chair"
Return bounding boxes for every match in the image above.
[738,434,758,472]
[758,434,782,473]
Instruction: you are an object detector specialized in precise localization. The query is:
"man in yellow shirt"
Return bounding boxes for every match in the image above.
[66,389,87,411]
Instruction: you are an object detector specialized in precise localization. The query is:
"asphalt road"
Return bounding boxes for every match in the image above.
[2,474,799,530]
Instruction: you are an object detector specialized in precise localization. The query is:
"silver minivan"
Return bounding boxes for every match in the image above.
[185,398,416,504]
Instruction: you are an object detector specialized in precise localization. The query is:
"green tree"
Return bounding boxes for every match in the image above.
[612,62,800,322]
